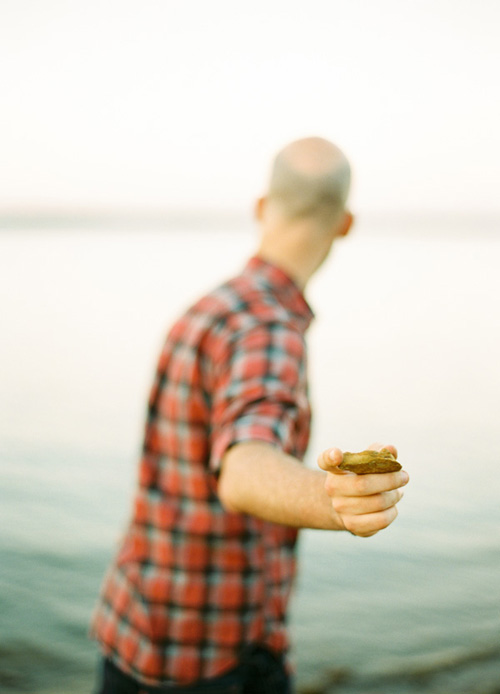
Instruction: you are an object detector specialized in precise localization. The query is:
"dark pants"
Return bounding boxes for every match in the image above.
[95,646,292,694]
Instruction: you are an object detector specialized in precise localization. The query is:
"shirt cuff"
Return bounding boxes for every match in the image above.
[209,423,282,475]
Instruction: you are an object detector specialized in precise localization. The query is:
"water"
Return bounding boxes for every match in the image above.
[1,218,500,693]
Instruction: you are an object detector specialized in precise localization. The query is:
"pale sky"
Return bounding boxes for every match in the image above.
[1,0,499,215]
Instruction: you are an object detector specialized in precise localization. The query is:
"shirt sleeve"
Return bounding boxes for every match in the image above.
[208,320,307,474]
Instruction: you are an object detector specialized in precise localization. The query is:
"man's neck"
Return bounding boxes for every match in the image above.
[254,246,310,290]
[256,223,333,291]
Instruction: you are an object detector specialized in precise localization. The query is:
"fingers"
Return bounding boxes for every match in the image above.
[324,468,409,501]
[368,441,398,458]
[331,488,404,516]
[342,505,399,538]
[325,472,408,537]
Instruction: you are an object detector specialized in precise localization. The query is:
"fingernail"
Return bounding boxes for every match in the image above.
[401,471,410,484]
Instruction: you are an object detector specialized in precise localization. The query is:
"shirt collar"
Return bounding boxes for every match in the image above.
[243,255,315,331]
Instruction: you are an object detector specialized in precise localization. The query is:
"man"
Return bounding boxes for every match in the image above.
[91,137,409,693]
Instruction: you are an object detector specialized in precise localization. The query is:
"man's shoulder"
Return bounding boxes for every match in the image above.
[183,266,263,315]
[199,269,290,330]
[165,270,251,342]
[167,264,293,352]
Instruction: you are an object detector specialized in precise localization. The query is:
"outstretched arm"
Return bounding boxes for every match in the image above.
[218,441,409,536]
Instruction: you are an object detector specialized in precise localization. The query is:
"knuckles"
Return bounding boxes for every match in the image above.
[324,471,369,497]
[324,473,338,496]
[352,475,370,495]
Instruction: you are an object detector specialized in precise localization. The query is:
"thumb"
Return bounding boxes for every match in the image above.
[317,447,344,472]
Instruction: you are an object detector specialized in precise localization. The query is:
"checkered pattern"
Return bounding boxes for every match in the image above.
[91,256,314,686]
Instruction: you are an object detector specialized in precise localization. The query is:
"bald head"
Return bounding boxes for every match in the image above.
[266,137,351,228]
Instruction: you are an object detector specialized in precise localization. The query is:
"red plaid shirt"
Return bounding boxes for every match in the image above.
[91,256,314,686]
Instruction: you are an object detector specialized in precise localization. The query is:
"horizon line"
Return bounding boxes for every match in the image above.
[0,207,499,232]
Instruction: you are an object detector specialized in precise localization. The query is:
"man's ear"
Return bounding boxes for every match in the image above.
[338,211,354,237]
[254,196,267,222]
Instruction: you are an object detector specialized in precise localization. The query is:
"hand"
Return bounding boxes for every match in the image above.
[317,442,409,537]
